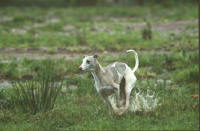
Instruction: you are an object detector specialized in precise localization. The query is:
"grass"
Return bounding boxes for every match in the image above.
[0,51,198,80]
[0,78,199,130]
[0,51,199,130]
[11,60,63,114]
[0,4,198,50]
[0,2,199,130]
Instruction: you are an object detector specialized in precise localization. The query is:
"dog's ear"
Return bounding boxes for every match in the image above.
[83,55,87,58]
[93,54,98,59]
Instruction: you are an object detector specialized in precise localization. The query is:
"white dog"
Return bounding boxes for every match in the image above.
[79,49,139,115]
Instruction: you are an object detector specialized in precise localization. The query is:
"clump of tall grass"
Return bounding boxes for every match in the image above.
[12,59,63,114]
[142,20,152,40]
[0,89,8,109]
[75,28,87,45]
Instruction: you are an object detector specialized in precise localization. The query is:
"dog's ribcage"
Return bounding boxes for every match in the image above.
[92,62,127,96]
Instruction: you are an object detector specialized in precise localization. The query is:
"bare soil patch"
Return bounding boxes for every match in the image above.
[124,19,197,32]
[0,47,174,62]
[0,19,197,61]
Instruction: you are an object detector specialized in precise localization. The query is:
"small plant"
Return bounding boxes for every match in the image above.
[47,48,56,54]
[142,19,152,40]
[0,89,7,109]
[12,59,63,114]
[0,61,18,79]
[75,28,87,45]
[0,88,13,110]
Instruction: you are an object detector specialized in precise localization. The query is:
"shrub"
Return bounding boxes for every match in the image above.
[173,65,199,83]
[12,59,63,114]
[0,89,7,109]
[0,61,18,79]
[0,88,13,110]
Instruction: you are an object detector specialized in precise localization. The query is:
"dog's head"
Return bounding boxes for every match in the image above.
[79,55,98,71]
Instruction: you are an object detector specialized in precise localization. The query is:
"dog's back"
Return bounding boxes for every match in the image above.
[104,62,127,83]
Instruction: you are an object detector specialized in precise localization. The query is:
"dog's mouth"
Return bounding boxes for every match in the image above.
[79,67,84,72]
[79,67,87,72]
[79,68,93,73]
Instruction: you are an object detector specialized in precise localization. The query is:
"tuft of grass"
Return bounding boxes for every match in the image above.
[173,65,199,83]
[0,89,10,110]
[0,60,18,79]
[142,20,152,40]
[75,28,87,45]
[11,60,63,114]
[47,48,56,54]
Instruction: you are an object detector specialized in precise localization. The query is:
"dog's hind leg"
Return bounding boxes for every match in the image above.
[118,78,135,115]
[120,77,126,106]
[110,81,121,108]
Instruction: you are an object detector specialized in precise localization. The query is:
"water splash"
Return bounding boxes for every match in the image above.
[129,89,159,112]
[108,88,160,112]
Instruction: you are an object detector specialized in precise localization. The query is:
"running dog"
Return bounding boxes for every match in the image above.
[79,49,139,115]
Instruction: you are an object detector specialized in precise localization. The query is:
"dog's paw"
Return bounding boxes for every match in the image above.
[114,108,125,115]
[118,111,125,116]
[116,103,120,108]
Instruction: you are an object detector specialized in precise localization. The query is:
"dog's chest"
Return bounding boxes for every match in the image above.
[95,82,114,96]
[99,86,114,96]
[92,72,115,93]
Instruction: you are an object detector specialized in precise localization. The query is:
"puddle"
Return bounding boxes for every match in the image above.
[47,17,60,23]
[63,25,75,31]
[10,28,27,34]
[0,16,13,22]
[0,80,11,89]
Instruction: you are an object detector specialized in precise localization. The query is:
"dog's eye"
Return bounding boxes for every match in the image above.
[86,60,90,64]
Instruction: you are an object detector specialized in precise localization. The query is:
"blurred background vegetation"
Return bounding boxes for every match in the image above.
[0,0,198,130]
[0,0,197,7]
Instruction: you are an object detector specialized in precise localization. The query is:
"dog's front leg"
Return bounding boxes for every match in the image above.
[112,82,121,108]
[101,94,113,111]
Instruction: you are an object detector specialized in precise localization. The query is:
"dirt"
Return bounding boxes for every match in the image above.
[0,47,198,63]
[124,19,197,31]
[0,47,172,62]
[0,19,197,61]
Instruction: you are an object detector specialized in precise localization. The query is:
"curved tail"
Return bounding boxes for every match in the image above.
[126,49,139,72]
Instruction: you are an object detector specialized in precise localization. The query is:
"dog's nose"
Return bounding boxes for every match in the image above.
[79,66,82,71]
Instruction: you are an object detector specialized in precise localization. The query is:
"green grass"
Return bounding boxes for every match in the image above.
[0,78,199,130]
[0,3,199,130]
[0,51,199,130]
[11,60,63,114]
[0,4,198,50]
[0,51,198,80]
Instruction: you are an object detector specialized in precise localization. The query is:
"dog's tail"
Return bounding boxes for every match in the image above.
[126,49,139,73]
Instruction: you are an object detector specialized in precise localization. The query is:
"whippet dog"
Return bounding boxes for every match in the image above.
[79,49,139,115]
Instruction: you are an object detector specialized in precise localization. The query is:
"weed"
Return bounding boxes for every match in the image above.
[75,28,87,45]
[142,20,152,40]
[11,60,63,114]
[0,89,9,109]
[0,61,18,79]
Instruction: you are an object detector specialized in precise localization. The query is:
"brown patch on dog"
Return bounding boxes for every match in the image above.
[110,67,119,83]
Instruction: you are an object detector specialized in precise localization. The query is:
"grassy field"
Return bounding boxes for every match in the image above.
[0,2,199,130]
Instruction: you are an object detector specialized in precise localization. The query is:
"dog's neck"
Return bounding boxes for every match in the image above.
[95,60,105,74]
[91,60,105,88]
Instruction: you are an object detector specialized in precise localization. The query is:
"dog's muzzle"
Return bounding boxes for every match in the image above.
[79,66,83,71]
